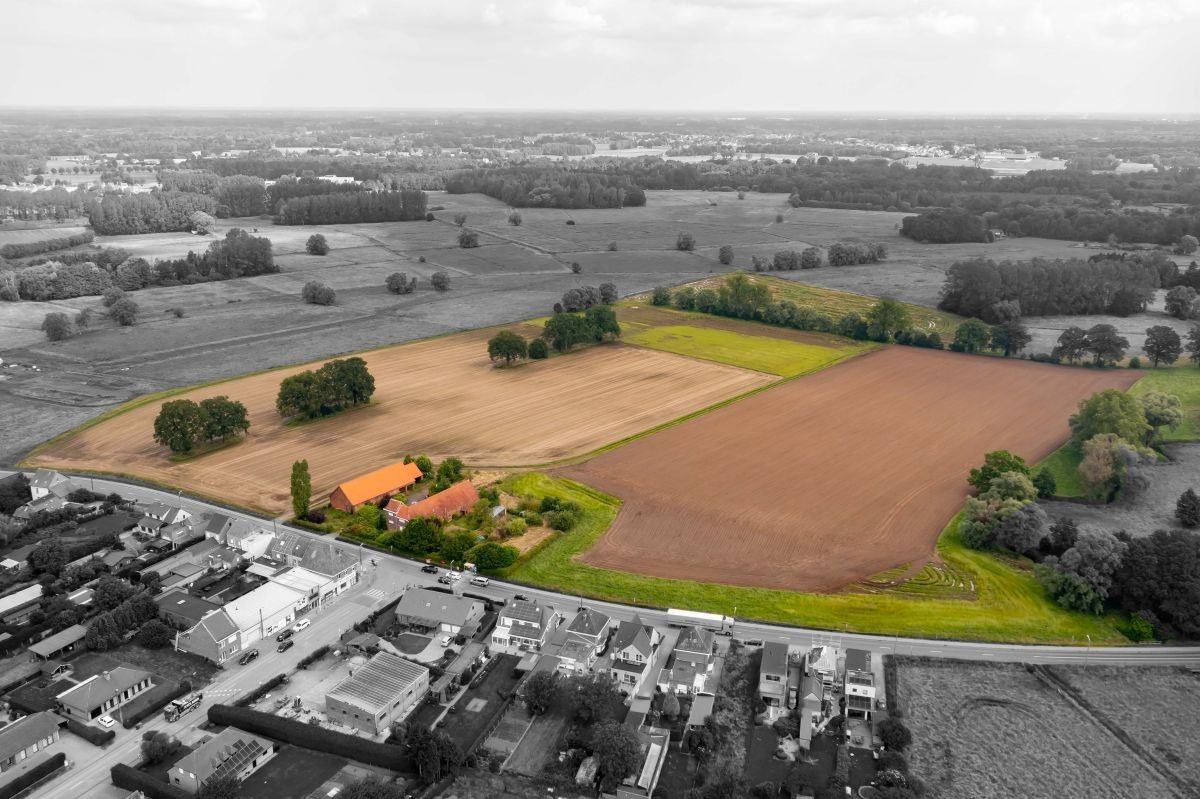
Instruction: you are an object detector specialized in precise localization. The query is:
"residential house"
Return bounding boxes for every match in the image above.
[264,530,312,566]
[155,589,223,630]
[0,543,38,573]
[329,461,424,513]
[806,646,838,691]
[297,541,360,599]
[605,726,669,799]
[56,667,153,722]
[158,516,206,550]
[795,674,822,751]
[174,609,241,665]
[394,588,483,635]
[200,513,234,541]
[159,563,206,593]
[384,480,479,530]
[141,502,191,526]
[843,649,876,718]
[265,566,331,613]
[0,711,63,780]
[325,651,430,735]
[212,520,273,558]
[135,517,165,537]
[28,469,76,501]
[28,624,87,661]
[169,728,277,795]
[657,626,715,695]
[491,599,560,653]
[184,539,243,573]
[608,614,659,694]
[0,585,44,626]
[219,582,302,645]
[13,495,68,521]
[759,642,788,707]
[555,607,611,675]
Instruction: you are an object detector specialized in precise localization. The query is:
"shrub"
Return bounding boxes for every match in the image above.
[431,271,450,291]
[453,213,467,226]
[676,232,695,251]
[1129,356,1142,369]
[571,262,582,274]
[234,674,287,708]
[507,210,522,226]
[301,281,336,305]
[298,644,332,669]
[109,297,140,326]
[878,717,912,751]
[528,337,549,359]
[651,286,671,306]
[458,230,479,248]
[607,241,618,251]
[67,716,115,746]
[3,753,66,799]
[566,219,576,225]
[775,213,783,223]
[75,307,93,328]
[0,230,94,259]
[386,272,417,294]
[425,212,435,221]
[718,245,734,265]
[124,681,189,729]
[102,287,126,307]
[306,233,330,255]
[134,619,174,649]
[41,312,74,341]
[1177,488,1200,528]
[466,541,519,570]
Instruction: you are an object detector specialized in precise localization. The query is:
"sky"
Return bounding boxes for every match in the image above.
[5,0,1200,114]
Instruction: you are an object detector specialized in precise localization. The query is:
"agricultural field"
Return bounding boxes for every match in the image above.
[895,657,1198,799]
[26,327,773,513]
[0,225,89,249]
[563,346,1138,592]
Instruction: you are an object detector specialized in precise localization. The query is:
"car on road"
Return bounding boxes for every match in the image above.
[277,640,295,653]
[97,715,115,728]
[439,635,452,647]
[277,629,294,642]
[437,575,452,585]
[293,619,311,632]
[448,571,462,582]
[421,564,439,574]
[239,649,259,665]
[514,594,529,601]
[470,576,490,587]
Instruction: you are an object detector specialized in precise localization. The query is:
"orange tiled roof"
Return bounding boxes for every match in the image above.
[387,480,480,522]
[335,462,424,506]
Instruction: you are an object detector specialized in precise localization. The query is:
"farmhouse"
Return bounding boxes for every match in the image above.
[491,598,560,653]
[384,480,479,530]
[28,469,76,501]
[657,625,715,695]
[759,641,789,707]
[844,648,876,718]
[174,609,242,665]
[329,461,423,513]
[56,667,153,722]
[556,607,611,675]
[169,728,277,795]
[27,624,87,662]
[608,615,660,693]
[324,651,430,735]
[0,711,63,781]
[394,588,483,635]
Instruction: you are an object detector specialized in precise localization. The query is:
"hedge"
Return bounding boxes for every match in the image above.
[122,680,191,729]
[66,716,115,746]
[297,645,331,670]
[111,764,191,799]
[0,752,66,799]
[208,704,414,774]
[0,231,94,259]
[234,674,287,708]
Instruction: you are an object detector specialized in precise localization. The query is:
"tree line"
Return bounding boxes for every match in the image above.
[444,168,646,209]
[276,357,375,420]
[0,230,94,259]
[903,205,1200,246]
[274,189,427,225]
[85,191,219,235]
[153,396,250,454]
[938,255,1174,321]
[0,186,90,221]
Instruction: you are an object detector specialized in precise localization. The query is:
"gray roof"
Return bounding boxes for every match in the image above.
[204,513,233,536]
[762,641,789,673]
[0,711,62,761]
[190,608,239,643]
[299,540,357,577]
[610,615,652,657]
[30,469,75,497]
[566,607,610,639]
[395,588,480,627]
[28,624,87,658]
[3,543,39,563]
[501,598,548,626]
[674,625,714,657]
[174,728,274,784]
[326,651,427,713]
[266,531,311,561]
[845,648,871,673]
[58,667,151,712]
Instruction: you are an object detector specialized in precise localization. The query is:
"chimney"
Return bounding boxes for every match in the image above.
[103,671,111,681]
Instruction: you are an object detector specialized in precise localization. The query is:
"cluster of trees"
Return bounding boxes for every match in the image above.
[542,306,621,353]
[751,247,824,271]
[380,513,519,570]
[275,189,428,225]
[0,230,94,259]
[901,208,989,243]
[828,241,888,266]
[301,281,336,305]
[85,581,159,650]
[557,283,618,312]
[1165,285,1200,320]
[276,357,375,420]
[268,176,367,208]
[905,204,1200,247]
[152,396,250,454]
[444,168,646,208]
[385,272,417,294]
[938,255,1173,320]
[1051,323,1200,367]
[0,186,90,221]
[86,191,220,235]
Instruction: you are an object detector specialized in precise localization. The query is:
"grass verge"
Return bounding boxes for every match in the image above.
[498,473,1128,645]
[623,324,871,377]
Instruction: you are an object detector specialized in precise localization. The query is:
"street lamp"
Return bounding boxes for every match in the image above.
[1085,634,1091,666]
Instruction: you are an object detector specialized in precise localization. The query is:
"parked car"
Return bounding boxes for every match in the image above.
[438,575,452,585]
[277,640,295,653]
[439,635,452,647]
[514,594,530,602]
[421,564,439,574]
[239,649,259,665]
[97,715,115,728]
[276,629,294,642]
[470,576,490,587]
[448,571,462,582]
[293,619,311,632]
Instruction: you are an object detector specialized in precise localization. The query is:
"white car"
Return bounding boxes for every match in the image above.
[448,571,462,582]
[469,576,490,587]
[439,635,453,647]
[97,715,115,728]
[293,619,312,632]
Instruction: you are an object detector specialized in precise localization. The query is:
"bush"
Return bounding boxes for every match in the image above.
[208,704,415,773]
[507,210,522,226]
[234,674,287,708]
[306,233,330,255]
[110,764,190,799]
[431,272,450,291]
[301,281,336,305]
[170,306,185,318]
[109,297,140,326]
[466,541,519,570]
[67,716,115,746]
[298,644,332,669]
[571,262,582,274]
[41,312,74,341]
[386,272,417,294]
[102,286,126,307]
[528,337,549,359]
[676,232,695,251]
[0,230,94,259]
[134,619,175,649]
[458,230,480,248]
[75,307,93,328]
[607,241,618,251]
[651,286,671,306]
[425,212,435,221]
[718,245,734,265]
[453,213,467,226]
[1177,488,1200,528]
[878,717,912,751]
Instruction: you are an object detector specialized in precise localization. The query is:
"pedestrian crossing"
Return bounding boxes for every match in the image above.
[364,587,389,600]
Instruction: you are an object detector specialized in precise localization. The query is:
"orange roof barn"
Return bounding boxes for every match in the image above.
[385,480,480,528]
[329,461,424,512]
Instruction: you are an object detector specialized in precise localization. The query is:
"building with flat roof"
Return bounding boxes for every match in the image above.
[219,582,301,645]
[844,648,876,718]
[56,667,152,722]
[169,728,277,795]
[325,651,430,735]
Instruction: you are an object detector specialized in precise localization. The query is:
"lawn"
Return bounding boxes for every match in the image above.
[499,473,1129,644]
[433,654,522,753]
[623,324,871,377]
[237,744,347,799]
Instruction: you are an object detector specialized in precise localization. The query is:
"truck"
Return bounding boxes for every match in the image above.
[163,692,203,722]
[666,608,735,633]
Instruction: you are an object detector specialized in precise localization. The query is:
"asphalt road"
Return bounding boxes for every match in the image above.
[5,469,1199,799]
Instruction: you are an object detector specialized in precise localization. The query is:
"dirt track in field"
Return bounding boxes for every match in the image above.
[27,331,771,513]
[564,347,1139,592]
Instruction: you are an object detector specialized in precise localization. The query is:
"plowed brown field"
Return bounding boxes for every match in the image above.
[564,347,1139,592]
[28,330,772,513]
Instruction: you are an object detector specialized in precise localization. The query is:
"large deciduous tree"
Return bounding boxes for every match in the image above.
[952,318,991,353]
[1069,389,1150,447]
[592,720,643,792]
[1053,326,1089,364]
[866,299,911,341]
[968,450,1030,492]
[1084,324,1129,365]
[1143,325,1182,367]
[154,399,205,453]
[487,330,528,365]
